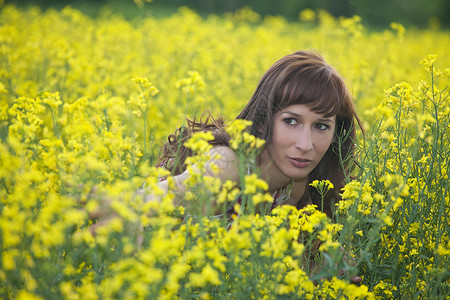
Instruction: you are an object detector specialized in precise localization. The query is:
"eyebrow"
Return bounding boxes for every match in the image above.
[279,111,335,123]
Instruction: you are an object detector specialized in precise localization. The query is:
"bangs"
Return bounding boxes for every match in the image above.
[273,64,345,117]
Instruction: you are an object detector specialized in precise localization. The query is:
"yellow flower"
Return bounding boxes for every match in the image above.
[40,91,62,109]
[382,215,393,226]
[184,131,214,153]
[437,241,450,256]
[390,22,405,38]
[298,8,316,22]
[176,71,205,95]
[310,179,334,194]
[2,250,16,271]
[188,264,222,287]
[420,54,438,72]
[16,291,44,300]
[226,119,264,153]
[243,173,269,195]
[252,192,273,206]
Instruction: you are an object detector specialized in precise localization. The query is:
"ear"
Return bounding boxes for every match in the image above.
[256,122,266,135]
[258,126,264,134]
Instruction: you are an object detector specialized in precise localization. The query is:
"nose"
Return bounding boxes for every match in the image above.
[295,128,313,152]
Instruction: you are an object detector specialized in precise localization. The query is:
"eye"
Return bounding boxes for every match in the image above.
[283,118,298,126]
[314,123,330,130]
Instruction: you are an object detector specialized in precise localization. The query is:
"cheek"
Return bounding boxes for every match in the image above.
[276,131,297,148]
[271,124,288,145]
[315,134,334,154]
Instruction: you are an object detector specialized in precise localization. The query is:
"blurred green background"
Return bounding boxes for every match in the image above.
[4,0,450,29]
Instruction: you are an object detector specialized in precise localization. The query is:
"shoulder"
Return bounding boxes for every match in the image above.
[207,146,238,171]
[206,146,240,183]
[209,146,237,160]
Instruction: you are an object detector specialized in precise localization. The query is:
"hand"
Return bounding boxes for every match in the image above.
[338,246,362,284]
[339,270,362,284]
[306,243,362,285]
[86,197,117,236]
[74,185,144,248]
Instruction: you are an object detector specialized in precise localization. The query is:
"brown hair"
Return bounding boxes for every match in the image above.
[159,112,230,175]
[236,50,363,217]
[160,50,363,217]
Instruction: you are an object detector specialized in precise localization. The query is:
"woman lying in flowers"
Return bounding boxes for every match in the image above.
[94,50,363,283]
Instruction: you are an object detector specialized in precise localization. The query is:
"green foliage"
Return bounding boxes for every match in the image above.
[6,0,449,28]
[0,4,449,299]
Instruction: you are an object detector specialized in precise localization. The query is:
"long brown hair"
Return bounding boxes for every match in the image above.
[236,50,363,217]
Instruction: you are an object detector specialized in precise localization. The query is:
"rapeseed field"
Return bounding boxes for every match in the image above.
[0,3,449,299]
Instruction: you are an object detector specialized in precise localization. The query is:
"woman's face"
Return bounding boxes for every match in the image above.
[261,104,336,183]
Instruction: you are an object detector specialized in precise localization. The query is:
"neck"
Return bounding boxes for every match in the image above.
[292,176,309,201]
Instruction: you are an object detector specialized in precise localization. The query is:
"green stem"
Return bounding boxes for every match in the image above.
[143,111,147,157]
[49,106,59,139]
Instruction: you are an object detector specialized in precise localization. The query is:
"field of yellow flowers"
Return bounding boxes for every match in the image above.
[1,3,449,299]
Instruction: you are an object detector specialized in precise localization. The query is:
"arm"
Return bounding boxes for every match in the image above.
[139,146,240,205]
[86,146,239,237]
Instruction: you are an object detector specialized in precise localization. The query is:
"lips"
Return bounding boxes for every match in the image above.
[288,157,312,168]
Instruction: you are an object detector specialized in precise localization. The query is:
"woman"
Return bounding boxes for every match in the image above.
[148,50,362,220]
[92,50,363,283]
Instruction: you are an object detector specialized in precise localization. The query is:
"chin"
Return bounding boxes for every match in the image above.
[285,169,311,181]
